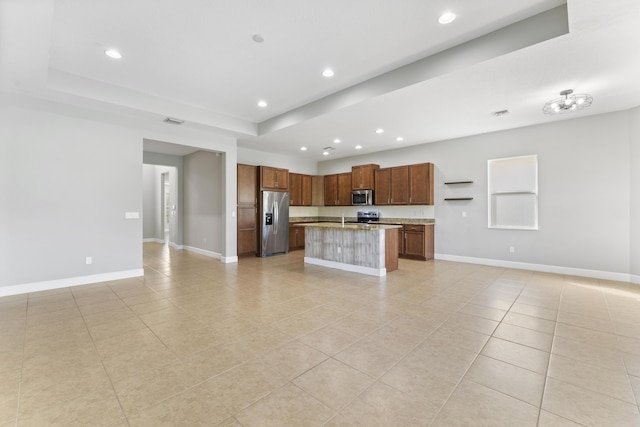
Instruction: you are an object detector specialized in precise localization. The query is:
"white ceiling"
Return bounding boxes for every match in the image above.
[1,0,639,161]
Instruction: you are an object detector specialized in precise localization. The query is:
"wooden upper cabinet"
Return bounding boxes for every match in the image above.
[260,166,289,191]
[311,175,324,206]
[352,164,379,190]
[374,168,391,205]
[324,173,351,206]
[337,172,352,205]
[390,166,409,205]
[289,173,302,205]
[289,173,312,206]
[302,174,312,206]
[237,164,258,205]
[324,174,338,206]
[408,163,434,205]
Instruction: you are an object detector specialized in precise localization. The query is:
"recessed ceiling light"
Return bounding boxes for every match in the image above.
[375,128,384,134]
[438,12,456,24]
[300,147,307,151]
[323,151,329,156]
[104,49,122,59]
[252,34,265,43]
[257,100,268,108]
[333,138,341,144]
[396,137,404,142]
[355,145,362,150]
[322,68,335,78]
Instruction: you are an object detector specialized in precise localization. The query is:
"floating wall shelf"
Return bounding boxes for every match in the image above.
[444,180,473,201]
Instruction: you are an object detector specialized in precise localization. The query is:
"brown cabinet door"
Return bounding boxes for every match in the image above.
[288,226,306,250]
[337,172,352,205]
[352,164,378,190]
[374,168,390,205]
[390,166,409,205]
[237,164,257,205]
[276,168,289,190]
[302,174,312,206]
[398,230,404,255]
[260,166,289,191]
[237,205,257,255]
[404,231,425,259]
[260,166,276,190]
[409,163,433,205]
[289,173,302,205]
[311,175,324,206]
[324,174,338,206]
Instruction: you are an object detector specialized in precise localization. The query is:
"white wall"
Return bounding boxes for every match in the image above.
[630,106,640,281]
[142,164,178,242]
[0,103,143,288]
[319,110,635,280]
[143,152,185,246]
[184,151,223,254]
[0,95,239,295]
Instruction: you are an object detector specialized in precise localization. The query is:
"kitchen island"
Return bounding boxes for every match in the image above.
[296,222,402,276]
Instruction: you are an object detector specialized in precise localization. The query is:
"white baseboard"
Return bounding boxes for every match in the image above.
[183,245,220,259]
[221,256,238,264]
[435,253,632,283]
[0,269,145,297]
[143,238,164,243]
[631,274,640,285]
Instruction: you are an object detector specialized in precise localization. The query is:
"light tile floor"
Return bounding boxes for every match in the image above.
[2,242,640,426]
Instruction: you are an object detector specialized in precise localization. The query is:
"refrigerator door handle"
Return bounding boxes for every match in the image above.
[274,201,278,234]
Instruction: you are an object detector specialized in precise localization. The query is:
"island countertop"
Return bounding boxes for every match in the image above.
[294,222,402,231]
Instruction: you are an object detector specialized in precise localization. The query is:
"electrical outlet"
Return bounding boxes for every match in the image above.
[509,246,515,253]
[462,211,467,217]
[85,257,92,265]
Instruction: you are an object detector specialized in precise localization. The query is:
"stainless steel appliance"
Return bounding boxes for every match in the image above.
[357,210,380,223]
[351,189,374,206]
[259,191,289,257]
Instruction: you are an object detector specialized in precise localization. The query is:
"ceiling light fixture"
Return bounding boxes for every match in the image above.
[300,147,307,151]
[355,145,362,150]
[438,12,456,24]
[333,138,341,144]
[257,100,268,108]
[396,137,404,142]
[322,151,329,156]
[375,128,384,134]
[322,68,335,78]
[104,48,122,59]
[543,89,593,115]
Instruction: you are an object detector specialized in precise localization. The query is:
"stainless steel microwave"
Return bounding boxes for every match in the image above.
[351,189,374,206]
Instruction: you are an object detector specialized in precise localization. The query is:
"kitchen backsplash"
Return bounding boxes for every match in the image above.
[289,205,435,220]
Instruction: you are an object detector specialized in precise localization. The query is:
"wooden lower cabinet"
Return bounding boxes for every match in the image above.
[237,205,257,255]
[288,224,305,250]
[398,224,434,261]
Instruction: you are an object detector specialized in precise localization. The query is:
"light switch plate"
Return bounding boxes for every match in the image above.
[125,212,140,219]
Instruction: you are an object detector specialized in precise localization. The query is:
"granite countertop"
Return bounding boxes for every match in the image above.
[289,216,434,225]
[295,222,402,231]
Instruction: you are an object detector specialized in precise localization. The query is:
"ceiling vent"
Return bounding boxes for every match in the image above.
[492,109,510,117]
[164,117,184,125]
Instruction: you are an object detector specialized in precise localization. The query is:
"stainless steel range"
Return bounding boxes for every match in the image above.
[356,210,380,223]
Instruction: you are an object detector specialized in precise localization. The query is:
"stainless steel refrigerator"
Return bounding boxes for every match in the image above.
[258,191,289,257]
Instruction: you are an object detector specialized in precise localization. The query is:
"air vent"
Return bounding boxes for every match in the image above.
[492,110,510,117]
[164,117,184,125]
[323,146,336,151]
